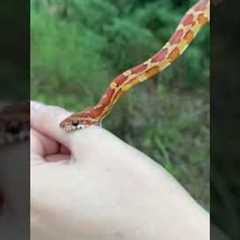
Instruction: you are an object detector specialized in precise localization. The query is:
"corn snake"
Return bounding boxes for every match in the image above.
[59,0,210,132]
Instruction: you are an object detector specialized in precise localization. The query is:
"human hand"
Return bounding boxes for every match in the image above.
[31,101,209,240]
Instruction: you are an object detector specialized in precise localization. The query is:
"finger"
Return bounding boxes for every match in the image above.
[60,144,71,155]
[31,128,71,166]
[45,154,71,162]
[31,128,60,157]
[31,101,72,147]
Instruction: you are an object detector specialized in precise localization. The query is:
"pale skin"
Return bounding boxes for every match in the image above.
[29,3,210,238]
[30,101,209,240]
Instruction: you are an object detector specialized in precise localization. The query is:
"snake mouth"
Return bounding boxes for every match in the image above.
[59,112,103,132]
[60,119,102,133]
[64,124,86,132]
[59,119,86,132]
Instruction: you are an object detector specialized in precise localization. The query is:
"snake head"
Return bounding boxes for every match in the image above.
[59,110,101,132]
[59,115,87,132]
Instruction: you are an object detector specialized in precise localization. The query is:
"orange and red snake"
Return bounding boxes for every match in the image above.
[0,0,210,144]
[60,0,210,132]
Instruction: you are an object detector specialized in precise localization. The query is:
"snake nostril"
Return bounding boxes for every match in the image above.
[59,121,65,128]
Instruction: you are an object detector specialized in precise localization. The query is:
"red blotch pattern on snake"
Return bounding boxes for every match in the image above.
[60,0,210,132]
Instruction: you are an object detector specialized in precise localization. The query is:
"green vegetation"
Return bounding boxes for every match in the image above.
[31,0,209,209]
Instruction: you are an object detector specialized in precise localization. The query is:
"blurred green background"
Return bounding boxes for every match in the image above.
[31,0,209,209]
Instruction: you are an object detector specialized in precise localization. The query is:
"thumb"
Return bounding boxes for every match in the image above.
[31,101,72,148]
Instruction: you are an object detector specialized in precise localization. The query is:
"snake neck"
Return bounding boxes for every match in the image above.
[90,0,210,123]
[60,0,210,130]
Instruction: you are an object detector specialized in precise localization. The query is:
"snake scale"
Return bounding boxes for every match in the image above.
[0,0,210,144]
[60,0,210,132]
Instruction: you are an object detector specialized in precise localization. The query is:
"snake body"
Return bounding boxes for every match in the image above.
[59,0,210,132]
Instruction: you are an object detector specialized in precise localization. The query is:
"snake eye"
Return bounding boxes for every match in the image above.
[72,120,79,127]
